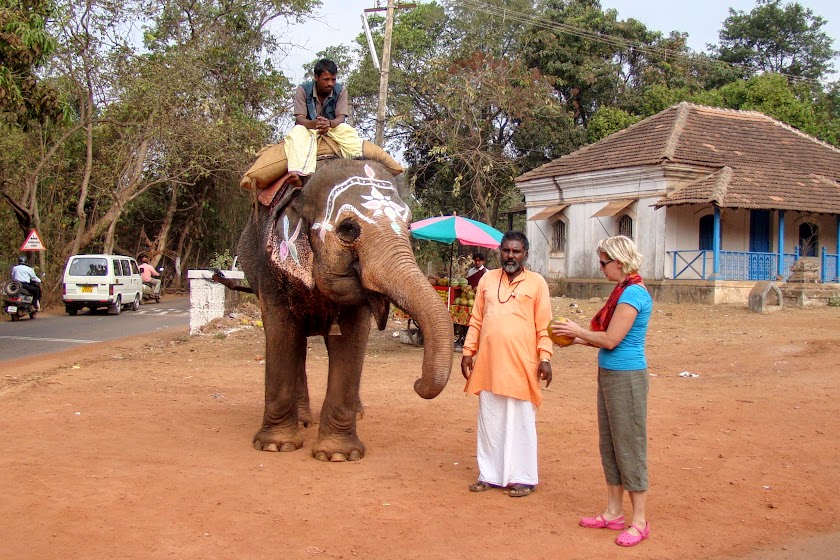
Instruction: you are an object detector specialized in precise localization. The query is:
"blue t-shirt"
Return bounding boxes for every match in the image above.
[598,284,653,371]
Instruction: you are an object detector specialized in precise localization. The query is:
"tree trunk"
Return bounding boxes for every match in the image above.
[150,184,179,267]
[70,82,95,257]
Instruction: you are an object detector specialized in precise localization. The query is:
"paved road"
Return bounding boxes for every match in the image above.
[0,296,190,362]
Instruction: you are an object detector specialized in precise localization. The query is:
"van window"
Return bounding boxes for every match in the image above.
[120,260,131,276]
[130,261,140,275]
[70,257,108,276]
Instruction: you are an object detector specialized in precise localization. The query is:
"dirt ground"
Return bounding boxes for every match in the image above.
[1,297,840,560]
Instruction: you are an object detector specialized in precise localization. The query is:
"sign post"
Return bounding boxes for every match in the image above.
[20,229,46,252]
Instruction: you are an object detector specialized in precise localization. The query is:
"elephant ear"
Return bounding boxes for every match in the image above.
[266,206,314,289]
[367,293,391,331]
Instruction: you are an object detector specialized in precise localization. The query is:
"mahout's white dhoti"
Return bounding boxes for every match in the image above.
[285,123,363,176]
[476,390,538,487]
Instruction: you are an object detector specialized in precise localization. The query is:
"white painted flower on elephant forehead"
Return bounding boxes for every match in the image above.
[361,186,405,220]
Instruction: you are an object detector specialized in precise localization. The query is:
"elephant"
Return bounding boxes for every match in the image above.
[235,157,454,461]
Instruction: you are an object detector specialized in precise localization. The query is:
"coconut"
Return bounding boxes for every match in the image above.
[548,317,575,347]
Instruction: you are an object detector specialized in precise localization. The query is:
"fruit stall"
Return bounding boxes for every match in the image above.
[433,277,475,325]
[393,276,476,326]
[402,214,504,345]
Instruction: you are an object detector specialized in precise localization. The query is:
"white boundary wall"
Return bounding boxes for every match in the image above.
[187,269,245,334]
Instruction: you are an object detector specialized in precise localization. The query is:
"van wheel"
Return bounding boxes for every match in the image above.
[29,311,37,319]
[131,293,140,311]
[66,306,78,316]
[109,296,122,315]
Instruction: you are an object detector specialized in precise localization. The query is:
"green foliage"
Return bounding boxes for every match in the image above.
[712,0,837,80]
[586,106,641,142]
[209,249,233,270]
[0,0,63,126]
[696,73,819,133]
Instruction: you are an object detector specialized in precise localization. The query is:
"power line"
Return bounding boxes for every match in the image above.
[454,0,834,87]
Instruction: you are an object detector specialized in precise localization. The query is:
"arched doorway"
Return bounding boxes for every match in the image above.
[799,222,819,257]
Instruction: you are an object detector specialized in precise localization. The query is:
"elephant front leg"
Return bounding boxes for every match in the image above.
[254,326,308,452]
[313,307,370,462]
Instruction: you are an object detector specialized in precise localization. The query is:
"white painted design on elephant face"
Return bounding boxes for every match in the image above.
[312,176,409,241]
[267,216,314,289]
[279,214,302,265]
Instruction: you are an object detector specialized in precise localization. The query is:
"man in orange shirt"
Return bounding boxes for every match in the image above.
[461,231,553,497]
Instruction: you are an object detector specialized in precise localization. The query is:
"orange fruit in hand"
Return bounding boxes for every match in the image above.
[547,317,575,347]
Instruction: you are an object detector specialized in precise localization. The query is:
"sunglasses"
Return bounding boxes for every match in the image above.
[599,259,614,267]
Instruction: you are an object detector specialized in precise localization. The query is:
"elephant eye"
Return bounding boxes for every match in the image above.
[335,218,361,244]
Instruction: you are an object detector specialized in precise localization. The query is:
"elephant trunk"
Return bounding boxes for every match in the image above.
[359,242,453,399]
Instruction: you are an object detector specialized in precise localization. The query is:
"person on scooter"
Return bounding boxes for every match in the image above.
[11,255,42,310]
[139,255,161,297]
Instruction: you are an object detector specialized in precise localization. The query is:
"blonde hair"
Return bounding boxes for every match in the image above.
[597,236,642,274]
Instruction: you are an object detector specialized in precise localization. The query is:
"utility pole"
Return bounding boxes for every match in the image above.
[375,0,395,146]
[365,2,414,146]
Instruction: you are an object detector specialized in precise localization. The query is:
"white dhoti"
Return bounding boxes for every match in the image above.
[284,123,364,176]
[476,390,539,487]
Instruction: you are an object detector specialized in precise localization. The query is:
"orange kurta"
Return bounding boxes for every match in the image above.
[462,268,553,407]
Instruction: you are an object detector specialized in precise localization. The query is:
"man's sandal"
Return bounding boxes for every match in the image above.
[469,481,494,492]
[508,484,536,497]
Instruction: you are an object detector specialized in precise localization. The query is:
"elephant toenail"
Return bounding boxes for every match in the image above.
[330,453,347,462]
[280,443,296,452]
[349,450,361,461]
[264,443,279,452]
[314,451,329,462]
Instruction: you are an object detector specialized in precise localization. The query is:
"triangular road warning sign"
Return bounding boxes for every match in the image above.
[20,229,46,251]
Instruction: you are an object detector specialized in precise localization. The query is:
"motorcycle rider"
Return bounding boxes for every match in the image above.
[11,255,42,310]
[138,255,161,297]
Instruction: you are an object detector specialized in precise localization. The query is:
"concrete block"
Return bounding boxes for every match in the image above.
[748,281,783,313]
[188,269,245,334]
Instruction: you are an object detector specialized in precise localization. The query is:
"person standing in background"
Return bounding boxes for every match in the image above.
[466,253,487,289]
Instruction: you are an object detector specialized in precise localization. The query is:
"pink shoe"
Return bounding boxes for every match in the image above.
[615,522,650,547]
[579,515,625,530]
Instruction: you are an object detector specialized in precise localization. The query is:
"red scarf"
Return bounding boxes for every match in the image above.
[590,273,645,332]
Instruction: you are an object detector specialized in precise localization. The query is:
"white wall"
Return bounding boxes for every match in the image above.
[522,166,669,279]
[520,164,840,281]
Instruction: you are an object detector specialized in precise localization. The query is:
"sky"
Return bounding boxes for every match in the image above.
[278,0,840,84]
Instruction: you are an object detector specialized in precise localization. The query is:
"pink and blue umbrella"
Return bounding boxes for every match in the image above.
[409,215,503,249]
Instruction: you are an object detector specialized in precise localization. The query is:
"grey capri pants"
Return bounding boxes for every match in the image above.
[597,367,649,491]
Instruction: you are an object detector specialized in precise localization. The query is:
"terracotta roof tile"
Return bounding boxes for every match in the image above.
[516,102,840,214]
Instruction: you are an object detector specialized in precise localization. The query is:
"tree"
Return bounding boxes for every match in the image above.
[0,0,63,126]
[522,0,682,126]
[340,1,581,228]
[0,0,321,299]
[712,0,837,81]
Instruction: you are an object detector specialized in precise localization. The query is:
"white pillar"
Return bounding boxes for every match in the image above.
[187,269,245,335]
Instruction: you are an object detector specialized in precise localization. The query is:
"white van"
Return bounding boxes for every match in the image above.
[62,254,143,315]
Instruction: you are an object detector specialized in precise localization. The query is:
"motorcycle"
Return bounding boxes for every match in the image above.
[141,266,165,304]
[142,282,160,304]
[3,280,38,321]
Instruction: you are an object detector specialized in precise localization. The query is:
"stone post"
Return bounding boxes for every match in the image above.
[187,269,246,335]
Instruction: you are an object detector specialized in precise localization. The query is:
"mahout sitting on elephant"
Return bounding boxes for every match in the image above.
[234,158,453,461]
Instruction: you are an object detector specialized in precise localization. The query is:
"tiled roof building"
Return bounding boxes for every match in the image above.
[514,102,840,295]
[516,102,840,214]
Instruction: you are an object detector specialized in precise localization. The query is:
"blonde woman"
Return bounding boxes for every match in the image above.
[551,236,653,547]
